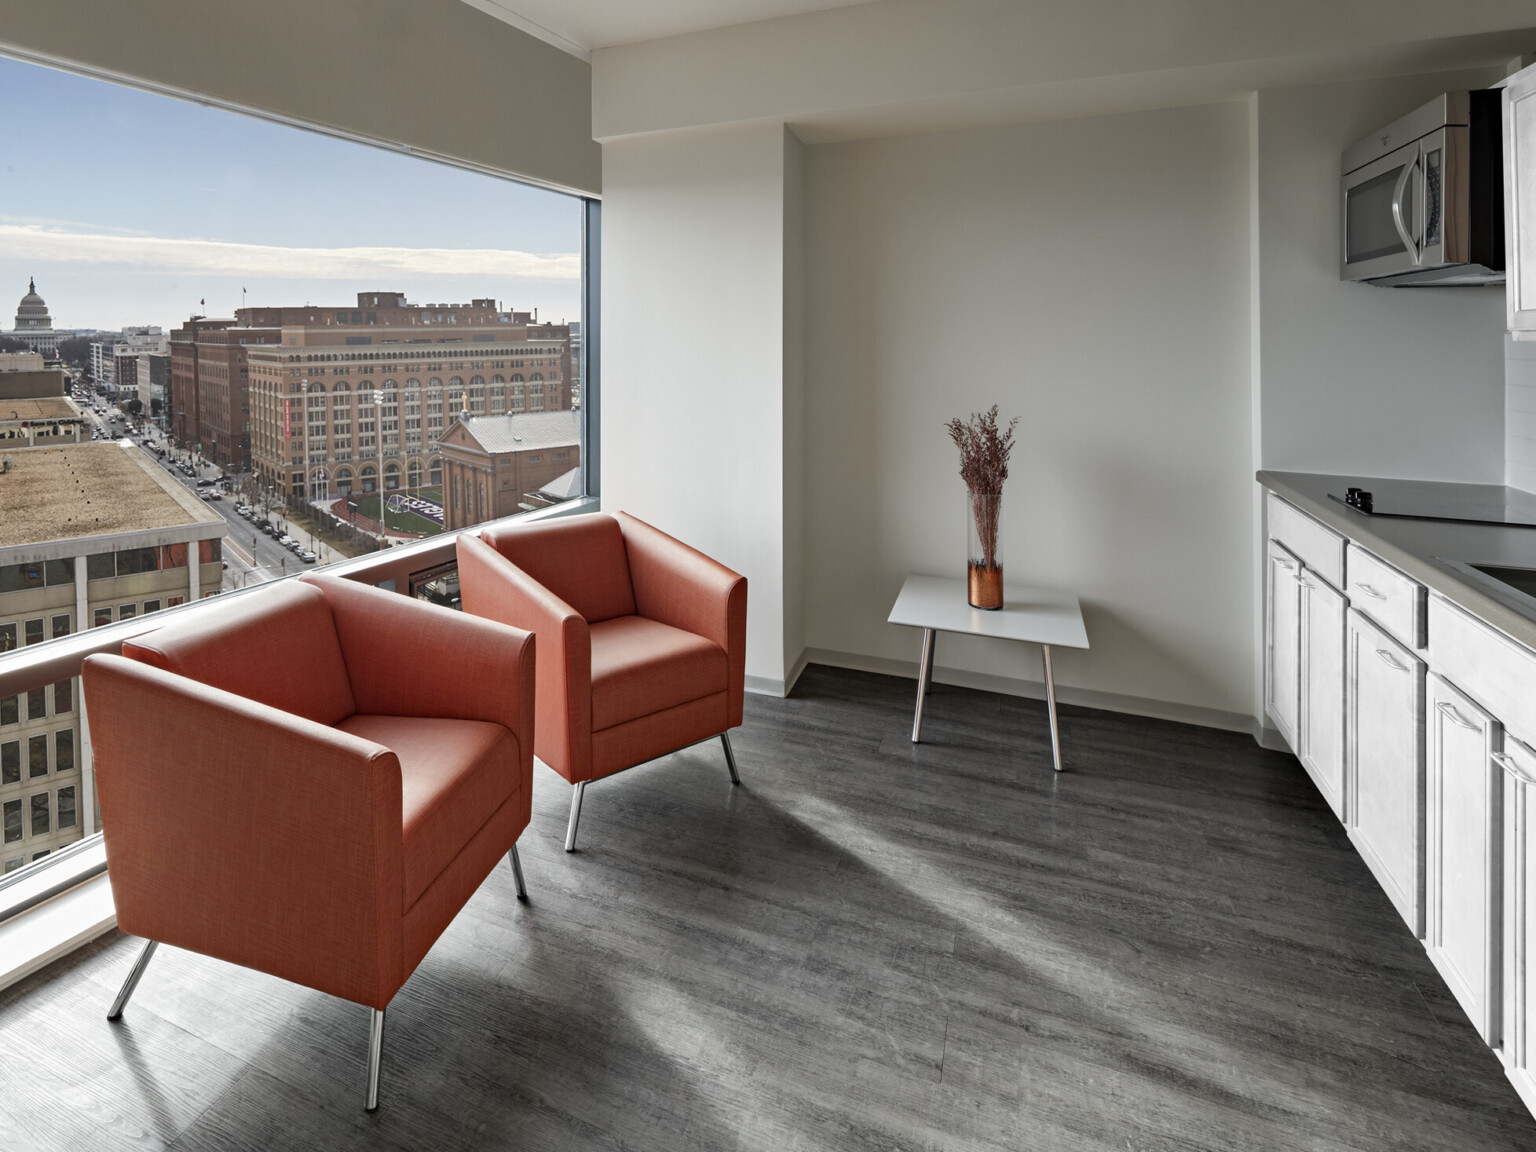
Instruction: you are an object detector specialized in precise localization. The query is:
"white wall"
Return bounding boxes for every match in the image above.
[802,102,1257,724]
[1509,336,1536,491]
[600,123,802,692]
[1256,68,1508,481]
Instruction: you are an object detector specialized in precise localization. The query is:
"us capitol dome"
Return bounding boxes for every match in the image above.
[5,278,62,355]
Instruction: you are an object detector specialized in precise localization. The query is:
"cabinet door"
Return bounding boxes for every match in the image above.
[1425,673,1501,1044]
[1500,737,1536,1111]
[1299,573,1347,822]
[1508,64,1536,338]
[1266,540,1302,750]
[1346,609,1427,936]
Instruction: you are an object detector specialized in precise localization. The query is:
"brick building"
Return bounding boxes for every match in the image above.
[242,292,574,503]
[169,317,280,471]
[438,408,580,530]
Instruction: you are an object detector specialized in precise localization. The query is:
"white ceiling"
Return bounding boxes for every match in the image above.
[458,0,873,57]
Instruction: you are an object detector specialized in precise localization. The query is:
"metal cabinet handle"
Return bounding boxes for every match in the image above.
[1375,648,1409,671]
[1356,583,1386,600]
[1436,700,1478,731]
[1494,751,1536,785]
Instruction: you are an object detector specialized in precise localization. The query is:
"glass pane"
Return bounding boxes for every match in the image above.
[0,624,15,653]
[118,604,137,620]
[2,858,21,874]
[26,690,46,722]
[55,730,75,774]
[53,681,72,715]
[51,614,71,638]
[23,619,44,646]
[44,558,75,586]
[92,608,112,628]
[0,697,15,725]
[1424,148,1442,247]
[28,735,48,778]
[85,553,116,581]
[3,800,20,844]
[57,786,76,829]
[1,742,18,785]
[1346,166,1413,264]
[30,792,48,836]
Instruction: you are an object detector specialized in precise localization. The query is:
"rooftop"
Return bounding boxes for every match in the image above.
[0,396,81,423]
[458,408,580,454]
[0,442,222,548]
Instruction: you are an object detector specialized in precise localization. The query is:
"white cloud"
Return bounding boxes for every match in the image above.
[0,223,579,281]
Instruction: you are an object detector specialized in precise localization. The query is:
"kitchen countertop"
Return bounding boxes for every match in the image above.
[1258,470,1536,653]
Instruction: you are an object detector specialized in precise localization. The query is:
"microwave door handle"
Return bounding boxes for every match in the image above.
[1390,148,1422,264]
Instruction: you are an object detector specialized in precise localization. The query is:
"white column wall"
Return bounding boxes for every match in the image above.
[600,123,802,693]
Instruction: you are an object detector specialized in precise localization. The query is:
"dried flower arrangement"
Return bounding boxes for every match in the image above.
[945,405,1017,609]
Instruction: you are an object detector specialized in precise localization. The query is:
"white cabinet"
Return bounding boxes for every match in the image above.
[1500,736,1536,1113]
[1426,673,1501,1045]
[1265,539,1302,751]
[1298,571,1347,822]
[1346,608,1427,936]
[1507,62,1536,338]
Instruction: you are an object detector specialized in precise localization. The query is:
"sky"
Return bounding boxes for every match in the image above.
[0,54,583,333]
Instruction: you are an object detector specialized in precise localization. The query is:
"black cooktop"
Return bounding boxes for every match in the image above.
[1328,489,1536,529]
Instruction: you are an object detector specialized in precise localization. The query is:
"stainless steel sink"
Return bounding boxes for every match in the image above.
[1466,563,1536,599]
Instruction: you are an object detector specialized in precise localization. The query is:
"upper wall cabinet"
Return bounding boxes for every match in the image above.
[1508,63,1536,338]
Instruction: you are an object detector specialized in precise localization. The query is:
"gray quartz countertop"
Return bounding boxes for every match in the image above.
[1258,470,1536,653]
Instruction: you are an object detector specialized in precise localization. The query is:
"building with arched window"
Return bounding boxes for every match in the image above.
[436,409,579,531]
[241,293,573,502]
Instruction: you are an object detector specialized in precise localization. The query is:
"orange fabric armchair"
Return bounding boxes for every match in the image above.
[80,574,535,1111]
[457,511,746,851]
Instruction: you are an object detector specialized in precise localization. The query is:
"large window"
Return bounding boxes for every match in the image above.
[0,50,594,888]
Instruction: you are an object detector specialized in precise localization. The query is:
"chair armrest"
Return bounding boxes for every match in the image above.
[304,573,536,744]
[81,653,405,1009]
[616,512,748,726]
[456,534,593,782]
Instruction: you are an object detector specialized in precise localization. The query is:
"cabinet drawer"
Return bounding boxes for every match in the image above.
[1267,492,1345,589]
[1429,594,1536,747]
[1347,543,1426,649]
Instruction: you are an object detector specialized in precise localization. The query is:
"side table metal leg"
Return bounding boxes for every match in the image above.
[1042,643,1063,772]
[912,628,935,743]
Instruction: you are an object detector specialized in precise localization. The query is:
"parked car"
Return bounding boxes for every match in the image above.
[297,549,317,564]
[196,478,217,488]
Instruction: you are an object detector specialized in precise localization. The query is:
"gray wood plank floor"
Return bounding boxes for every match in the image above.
[3,664,1534,1150]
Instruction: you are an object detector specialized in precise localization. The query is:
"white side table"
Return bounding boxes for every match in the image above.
[887,574,1090,772]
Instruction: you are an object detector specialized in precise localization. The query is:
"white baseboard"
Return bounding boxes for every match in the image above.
[744,648,810,699]
[799,646,1270,740]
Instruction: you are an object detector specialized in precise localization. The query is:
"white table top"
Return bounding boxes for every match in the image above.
[887,574,1089,649]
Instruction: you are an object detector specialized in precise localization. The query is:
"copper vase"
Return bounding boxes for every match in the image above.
[967,491,1003,609]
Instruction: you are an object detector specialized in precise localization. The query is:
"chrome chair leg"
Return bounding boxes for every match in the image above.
[720,732,741,785]
[507,844,528,901]
[365,1007,386,1112]
[564,780,587,852]
[107,939,159,1021]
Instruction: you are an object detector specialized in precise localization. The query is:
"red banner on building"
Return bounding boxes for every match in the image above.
[283,396,292,440]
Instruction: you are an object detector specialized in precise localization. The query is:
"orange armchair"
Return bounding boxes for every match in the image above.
[81,574,535,1111]
[457,511,746,851]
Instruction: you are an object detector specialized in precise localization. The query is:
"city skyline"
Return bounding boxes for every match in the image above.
[0,54,582,331]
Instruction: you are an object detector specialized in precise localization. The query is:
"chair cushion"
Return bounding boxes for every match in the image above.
[484,513,637,623]
[124,581,355,727]
[336,715,519,909]
[589,615,727,732]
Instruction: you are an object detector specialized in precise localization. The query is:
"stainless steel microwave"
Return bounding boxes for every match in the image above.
[1340,91,1504,286]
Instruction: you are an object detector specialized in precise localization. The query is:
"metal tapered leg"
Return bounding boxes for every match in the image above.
[107,940,159,1021]
[1043,644,1063,773]
[507,844,528,901]
[912,628,936,743]
[365,1007,386,1112]
[720,732,741,785]
[564,780,587,852]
